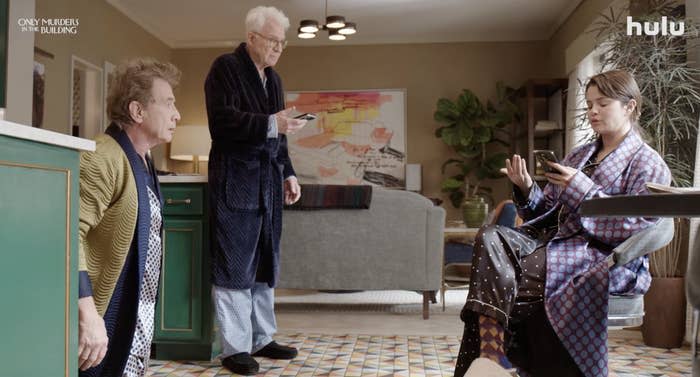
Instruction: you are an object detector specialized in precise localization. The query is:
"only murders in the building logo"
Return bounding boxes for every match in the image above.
[626,16,685,36]
[17,18,79,34]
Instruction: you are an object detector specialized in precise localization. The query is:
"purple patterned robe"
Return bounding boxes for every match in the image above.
[516,131,671,377]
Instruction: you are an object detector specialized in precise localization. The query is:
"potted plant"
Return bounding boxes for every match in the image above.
[588,0,700,348]
[643,219,689,348]
[434,83,519,226]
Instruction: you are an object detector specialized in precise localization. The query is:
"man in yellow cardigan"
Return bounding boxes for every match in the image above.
[77,58,181,377]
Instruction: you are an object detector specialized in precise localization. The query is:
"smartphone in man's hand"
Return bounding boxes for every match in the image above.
[533,150,559,173]
[294,113,317,121]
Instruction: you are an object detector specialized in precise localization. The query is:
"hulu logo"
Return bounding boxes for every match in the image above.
[626,16,685,36]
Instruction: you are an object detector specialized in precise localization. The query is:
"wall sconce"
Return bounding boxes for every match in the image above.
[169,125,211,174]
[297,0,357,41]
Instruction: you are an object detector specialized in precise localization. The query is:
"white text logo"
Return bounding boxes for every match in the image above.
[626,16,684,36]
[17,18,79,34]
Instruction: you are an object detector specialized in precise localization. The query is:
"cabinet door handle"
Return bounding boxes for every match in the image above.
[166,198,191,205]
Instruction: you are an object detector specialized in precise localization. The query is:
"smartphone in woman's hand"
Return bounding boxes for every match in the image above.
[534,150,559,173]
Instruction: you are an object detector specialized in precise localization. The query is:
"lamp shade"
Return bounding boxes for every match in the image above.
[338,22,356,35]
[298,27,316,39]
[325,15,345,29]
[299,19,319,33]
[328,28,346,40]
[170,125,211,162]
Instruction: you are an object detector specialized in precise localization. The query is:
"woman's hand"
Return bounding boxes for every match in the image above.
[544,162,578,187]
[504,155,533,195]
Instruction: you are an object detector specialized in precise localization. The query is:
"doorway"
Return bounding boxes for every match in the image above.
[70,56,103,139]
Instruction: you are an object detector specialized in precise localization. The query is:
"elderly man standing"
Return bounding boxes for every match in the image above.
[204,6,307,376]
[78,58,181,377]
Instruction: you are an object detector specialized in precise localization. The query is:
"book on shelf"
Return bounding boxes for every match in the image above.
[645,182,700,194]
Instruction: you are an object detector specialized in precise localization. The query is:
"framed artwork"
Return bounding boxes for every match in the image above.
[103,61,115,130]
[284,89,407,188]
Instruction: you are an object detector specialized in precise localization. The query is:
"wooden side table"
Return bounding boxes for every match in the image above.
[441,224,480,310]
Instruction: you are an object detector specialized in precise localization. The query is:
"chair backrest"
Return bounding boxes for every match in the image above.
[608,218,675,328]
[610,217,675,268]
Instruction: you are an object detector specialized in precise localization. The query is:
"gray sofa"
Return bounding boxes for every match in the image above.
[278,188,446,318]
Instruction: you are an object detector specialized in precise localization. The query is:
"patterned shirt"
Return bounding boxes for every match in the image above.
[123,186,162,377]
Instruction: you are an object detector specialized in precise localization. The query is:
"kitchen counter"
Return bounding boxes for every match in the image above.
[0,120,95,151]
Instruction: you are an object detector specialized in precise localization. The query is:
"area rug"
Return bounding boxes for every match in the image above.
[146,333,691,376]
[275,289,467,314]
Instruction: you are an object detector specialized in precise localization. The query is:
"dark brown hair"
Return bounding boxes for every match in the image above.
[585,69,642,123]
[106,57,181,128]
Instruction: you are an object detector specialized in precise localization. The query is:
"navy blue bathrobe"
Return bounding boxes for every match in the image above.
[81,124,163,377]
[204,43,295,289]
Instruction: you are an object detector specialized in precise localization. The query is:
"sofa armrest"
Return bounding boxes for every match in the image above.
[425,205,446,288]
[610,217,675,268]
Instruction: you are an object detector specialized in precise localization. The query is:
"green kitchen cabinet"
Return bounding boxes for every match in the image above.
[154,181,214,360]
[0,124,94,377]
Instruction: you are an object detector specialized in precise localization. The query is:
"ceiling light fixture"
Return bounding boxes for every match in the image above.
[328,29,346,41]
[297,0,357,41]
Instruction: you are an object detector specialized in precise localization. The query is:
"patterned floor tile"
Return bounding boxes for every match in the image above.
[147,333,691,376]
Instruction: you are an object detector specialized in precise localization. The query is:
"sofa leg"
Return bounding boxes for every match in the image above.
[429,290,437,304]
[423,291,430,320]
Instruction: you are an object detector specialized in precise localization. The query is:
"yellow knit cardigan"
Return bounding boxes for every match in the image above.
[79,134,138,316]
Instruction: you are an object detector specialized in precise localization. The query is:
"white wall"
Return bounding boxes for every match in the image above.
[5,0,35,125]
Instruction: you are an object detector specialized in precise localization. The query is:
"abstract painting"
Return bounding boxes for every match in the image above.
[285,90,406,188]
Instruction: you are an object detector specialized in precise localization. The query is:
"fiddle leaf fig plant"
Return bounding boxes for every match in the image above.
[435,83,520,208]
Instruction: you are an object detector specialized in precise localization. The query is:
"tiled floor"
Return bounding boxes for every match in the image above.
[147,333,692,376]
[147,290,692,376]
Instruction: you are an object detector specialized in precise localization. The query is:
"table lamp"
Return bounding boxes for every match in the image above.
[169,125,210,174]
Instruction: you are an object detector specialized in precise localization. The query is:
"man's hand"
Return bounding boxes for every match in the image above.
[544,162,578,187]
[275,107,307,135]
[284,176,301,205]
[78,297,108,371]
[504,154,533,196]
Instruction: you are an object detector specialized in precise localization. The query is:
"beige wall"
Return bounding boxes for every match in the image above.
[6,0,35,125]
[24,1,607,220]
[548,0,617,76]
[173,41,553,219]
[34,0,171,135]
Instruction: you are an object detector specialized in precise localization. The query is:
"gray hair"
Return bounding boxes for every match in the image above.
[245,6,290,33]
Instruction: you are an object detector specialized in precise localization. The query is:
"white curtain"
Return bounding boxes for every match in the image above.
[565,50,600,153]
[687,0,700,346]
